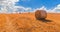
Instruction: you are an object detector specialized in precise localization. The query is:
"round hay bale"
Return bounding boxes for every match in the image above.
[35,10,47,20]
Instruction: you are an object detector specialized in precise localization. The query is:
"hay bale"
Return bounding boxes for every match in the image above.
[35,10,47,20]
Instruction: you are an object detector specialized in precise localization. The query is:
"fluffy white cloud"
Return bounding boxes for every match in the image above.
[51,4,60,13]
[14,6,32,13]
[0,0,19,13]
[34,4,60,13]
[33,6,49,13]
[0,0,33,13]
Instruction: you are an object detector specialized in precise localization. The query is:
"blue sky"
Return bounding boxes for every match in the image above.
[16,0,60,9]
[0,0,60,13]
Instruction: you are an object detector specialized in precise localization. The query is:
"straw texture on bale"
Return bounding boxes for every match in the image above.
[35,10,47,20]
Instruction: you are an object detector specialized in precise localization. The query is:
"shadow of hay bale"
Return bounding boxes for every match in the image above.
[39,19,52,23]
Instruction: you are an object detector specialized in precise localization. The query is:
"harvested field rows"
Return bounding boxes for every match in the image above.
[0,13,60,32]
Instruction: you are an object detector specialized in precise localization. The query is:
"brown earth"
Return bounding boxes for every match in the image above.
[0,13,60,32]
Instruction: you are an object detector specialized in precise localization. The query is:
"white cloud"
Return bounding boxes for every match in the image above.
[34,4,60,13]
[0,0,33,13]
[51,4,60,13]
[14,6,33,13]
[33,6,48,12]
[0,0,19,13]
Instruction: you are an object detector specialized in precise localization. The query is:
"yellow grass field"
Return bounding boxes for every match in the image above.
[0,13,60,32]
